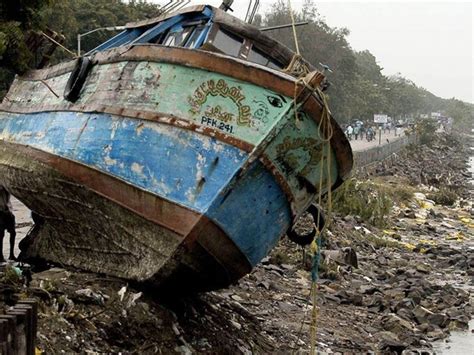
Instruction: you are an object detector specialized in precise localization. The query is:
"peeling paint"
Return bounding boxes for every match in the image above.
[135,122,145,136]
[4,62,292,146]
[131,162,145,177]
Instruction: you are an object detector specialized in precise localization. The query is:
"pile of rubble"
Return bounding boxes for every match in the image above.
[0,132,472,353]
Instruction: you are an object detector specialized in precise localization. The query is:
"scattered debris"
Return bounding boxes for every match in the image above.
[0,132,471,353]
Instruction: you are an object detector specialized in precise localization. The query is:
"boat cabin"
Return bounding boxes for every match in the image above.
[88,5,313,74]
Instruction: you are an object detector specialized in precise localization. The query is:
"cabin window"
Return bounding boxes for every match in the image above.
[248,47,283,70]
[185,26,206,48]
[150,31,168,45]
[267,60,283,70]
[163,26,194,47]
[212,29,243,57]
[247,48,268,66]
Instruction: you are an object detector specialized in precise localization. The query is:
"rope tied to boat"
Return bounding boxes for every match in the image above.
[310,86,334,353]
[284,1,335,351]
[290,74,334,354]
[284,0,310,78]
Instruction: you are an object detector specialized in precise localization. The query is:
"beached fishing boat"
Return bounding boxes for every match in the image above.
[0,3,352,290]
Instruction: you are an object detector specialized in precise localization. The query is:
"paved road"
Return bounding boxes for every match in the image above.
[350,130,404,152]
[1,198,31,261]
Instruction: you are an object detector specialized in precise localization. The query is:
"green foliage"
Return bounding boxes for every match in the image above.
[0,0,52,99]
[0,21,33,73]
[262,0,359,121]
[40,0,161,61]
[416,118,437,145]
[0,0,49,72]
[426,188,458,206]
[0,31,6,57]
[0,0,52,28]
[262,0,471,124]
[362,233,401,249]
[0,0,160,98]
[332,179,393,227]
[444,98,473,130]
[1,0,471,126]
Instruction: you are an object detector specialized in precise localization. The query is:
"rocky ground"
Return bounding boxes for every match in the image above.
[0,132,472,353]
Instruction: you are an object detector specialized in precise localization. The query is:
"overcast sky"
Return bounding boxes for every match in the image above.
[149,1,473,103]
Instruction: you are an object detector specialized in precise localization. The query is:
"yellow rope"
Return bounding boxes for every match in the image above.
[285,2,335,351]
[307,88,334,354]
[287,0,300,55]
[291,83,334,353]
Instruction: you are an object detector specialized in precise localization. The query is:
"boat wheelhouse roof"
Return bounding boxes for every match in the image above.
[91,4,314,74]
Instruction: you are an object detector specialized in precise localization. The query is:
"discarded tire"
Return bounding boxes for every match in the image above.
[64,57,93,102]
[287,204,325,246]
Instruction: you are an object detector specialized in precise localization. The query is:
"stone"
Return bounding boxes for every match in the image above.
[426,328,445,341]
[407,288,424,305]
[394,298,416,312]
[323,294,341,304]
[418,323,434,333]
[334,290,363,306]
[230,320,242,330]
[396,308,414,322]
[375,331,407,352]
[412,306,434,324]
[445,307,462,319]
[448,319,469,330]
[383,288,405,301]
[263,264,284,275]
[382,313,414,334]
[231,295,245,302]
[415,263,431,274]
[350,280,363,289]
[359,285,378,294]
[427,313,449,328]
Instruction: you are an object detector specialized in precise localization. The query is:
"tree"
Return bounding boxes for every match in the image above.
[262,0,360,122]
[0,0,161,98]
[0,0,53,97]
[40,0,161,60]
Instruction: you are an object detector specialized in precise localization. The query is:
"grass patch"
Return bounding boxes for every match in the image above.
[427,188,458,206]
[332,178,393,228]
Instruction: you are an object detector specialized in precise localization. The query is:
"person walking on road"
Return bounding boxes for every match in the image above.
[366,126,374,141]
[345,124,353,140]
[0,186,16,261]
[353,125,360,140]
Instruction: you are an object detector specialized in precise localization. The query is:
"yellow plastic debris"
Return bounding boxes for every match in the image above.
[420,201,434,210]
[445,232,466,241]
[402,242,417,251]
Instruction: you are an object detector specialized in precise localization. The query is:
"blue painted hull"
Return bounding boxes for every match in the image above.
[0,111,291,268]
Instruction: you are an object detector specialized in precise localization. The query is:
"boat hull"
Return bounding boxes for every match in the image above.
[0,140,257,290]
[0,45,352,290]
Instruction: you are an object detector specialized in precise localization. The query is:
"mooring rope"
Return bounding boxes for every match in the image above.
[285,1,335,351]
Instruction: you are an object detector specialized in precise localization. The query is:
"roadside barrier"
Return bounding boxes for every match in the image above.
[353,133,418,169]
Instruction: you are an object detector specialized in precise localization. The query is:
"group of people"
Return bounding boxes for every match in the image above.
[344,121,377,142]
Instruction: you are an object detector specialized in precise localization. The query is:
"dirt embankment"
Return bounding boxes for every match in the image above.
[1,132,472,353]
